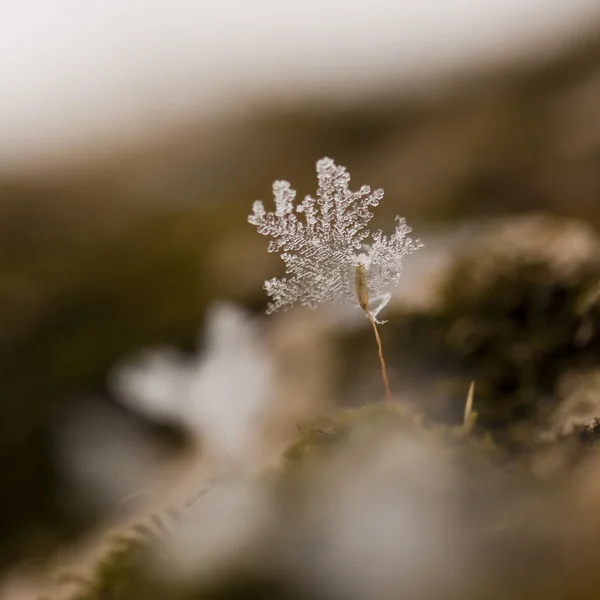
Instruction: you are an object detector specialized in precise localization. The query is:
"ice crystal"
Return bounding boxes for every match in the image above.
[248,157,422,322]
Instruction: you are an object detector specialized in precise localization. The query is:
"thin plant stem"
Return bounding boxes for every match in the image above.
[355,261,393,402]
[366,311,392,403]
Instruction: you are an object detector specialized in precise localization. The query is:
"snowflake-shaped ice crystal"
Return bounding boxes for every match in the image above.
[248,157,422,322]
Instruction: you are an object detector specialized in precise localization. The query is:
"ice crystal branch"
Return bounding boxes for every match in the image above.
[248,157,422,323]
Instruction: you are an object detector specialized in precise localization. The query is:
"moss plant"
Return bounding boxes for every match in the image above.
[281,401,500,476]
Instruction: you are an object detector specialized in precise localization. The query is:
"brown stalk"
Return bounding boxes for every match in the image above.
[355,262,392,403]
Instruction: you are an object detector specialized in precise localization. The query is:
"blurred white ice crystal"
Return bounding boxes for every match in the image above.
[110,302,273,463]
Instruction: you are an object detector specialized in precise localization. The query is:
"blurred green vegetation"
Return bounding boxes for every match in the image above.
[437,215,600,434]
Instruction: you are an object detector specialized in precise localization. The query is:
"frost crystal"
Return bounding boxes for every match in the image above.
[248,158,422,321]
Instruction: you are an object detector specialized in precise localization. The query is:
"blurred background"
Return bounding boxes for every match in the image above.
[3,1,600,598]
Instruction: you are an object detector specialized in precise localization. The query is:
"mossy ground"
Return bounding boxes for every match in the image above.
[51,400,600,600]
[281,402,497,468]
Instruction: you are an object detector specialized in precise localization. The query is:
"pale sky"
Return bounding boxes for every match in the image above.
[0,0,599,172]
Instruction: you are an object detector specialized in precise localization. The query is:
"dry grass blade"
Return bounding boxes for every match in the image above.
[463,380,476,431]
